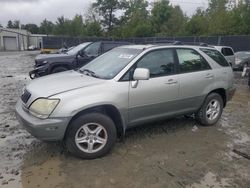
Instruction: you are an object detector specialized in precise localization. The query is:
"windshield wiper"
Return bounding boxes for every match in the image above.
[79,69,100,78]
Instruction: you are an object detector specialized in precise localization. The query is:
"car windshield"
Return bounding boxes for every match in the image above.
[67,43,91,55]
[79,48,142,79]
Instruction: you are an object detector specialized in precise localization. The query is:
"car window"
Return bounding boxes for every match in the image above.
[200,48,230,67]
[103,43,117,52]
[221,48,234,56]
[67,43,90,55]
[176,49,211,73]
[81,48,142,79]
[84,42,101,57]
[136,49,175,78]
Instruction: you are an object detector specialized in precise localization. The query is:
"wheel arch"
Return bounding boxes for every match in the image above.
[49,62,72,73]
[64,105,125,140]
[208,88,226,107]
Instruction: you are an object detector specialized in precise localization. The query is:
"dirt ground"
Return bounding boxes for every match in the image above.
[0,51,249,188]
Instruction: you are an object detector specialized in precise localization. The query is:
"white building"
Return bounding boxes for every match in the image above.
[0,28,46,51]
[29,34,47,49]
[0,28,30,51]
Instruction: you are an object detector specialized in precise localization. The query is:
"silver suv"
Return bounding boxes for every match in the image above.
[16,45,235,159]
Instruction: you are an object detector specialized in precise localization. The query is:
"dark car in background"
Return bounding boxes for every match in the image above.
[234,51,250,71]
[29,41,131,79]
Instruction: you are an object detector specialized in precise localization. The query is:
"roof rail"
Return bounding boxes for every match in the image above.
[143,40,213,47]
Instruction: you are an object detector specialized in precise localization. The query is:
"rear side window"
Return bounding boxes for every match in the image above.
[200,48,230,67]
[176,49,211,73]
[221,48,234,56]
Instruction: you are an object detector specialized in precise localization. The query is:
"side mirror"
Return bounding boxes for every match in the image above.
[133,68,150,80]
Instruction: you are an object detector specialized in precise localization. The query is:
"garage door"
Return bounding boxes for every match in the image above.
[3,36,18,51]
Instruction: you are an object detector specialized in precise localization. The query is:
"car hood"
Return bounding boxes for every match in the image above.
[35,53,74,62]
[26,70,106,98]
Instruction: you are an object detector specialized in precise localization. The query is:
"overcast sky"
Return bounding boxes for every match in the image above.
[0,0,208,27]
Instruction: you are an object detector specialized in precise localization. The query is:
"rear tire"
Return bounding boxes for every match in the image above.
[51,66,69,74]
[65,113,117,159]
[195,93,223,126]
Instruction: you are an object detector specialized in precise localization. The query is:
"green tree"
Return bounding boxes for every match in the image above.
[185,8,209,35]
[84,5,103,37]
[7,20,20,29]
[207,0,234,35]
[86,22,102,37]
[117,0,152,37]
[151,0,172,34]
[53,16,71,35]
[160,5,186,36]
[7,20,13,28]
[69,14,85,36]
[93,0,121,32]
[13,20,20,29]
[230,0,250,34]
[39,19,54,34]
[21,24,39,34]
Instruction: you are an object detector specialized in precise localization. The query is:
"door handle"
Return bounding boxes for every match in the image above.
[165,79,178,84]
[205,74,214,79]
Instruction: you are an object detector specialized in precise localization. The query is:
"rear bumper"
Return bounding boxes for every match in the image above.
[15,100,70,141]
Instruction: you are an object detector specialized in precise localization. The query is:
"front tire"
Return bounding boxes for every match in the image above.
[195,93,223,126]
[65,113,117,159]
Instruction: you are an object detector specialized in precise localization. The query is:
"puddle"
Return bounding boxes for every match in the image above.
[186,172,231,188]
[21,157,66,188]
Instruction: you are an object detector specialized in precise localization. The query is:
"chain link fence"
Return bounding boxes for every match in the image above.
[42,35,250,52]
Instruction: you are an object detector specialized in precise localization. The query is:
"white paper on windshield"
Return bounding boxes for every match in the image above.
[119,54,134,59]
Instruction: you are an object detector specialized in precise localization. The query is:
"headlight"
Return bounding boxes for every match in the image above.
[42,60,48,64]
[29,98,60,119]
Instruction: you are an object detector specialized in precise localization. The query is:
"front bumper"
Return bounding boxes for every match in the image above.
[29,65,49,79]
[15,100,70,141]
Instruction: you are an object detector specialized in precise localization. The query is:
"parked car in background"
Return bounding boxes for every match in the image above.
[16,44,235,159]
[29,41,131,79]
[234,51,250,71]
[28,45,37,51]
[214,46,235,67]
[54,46,75,54]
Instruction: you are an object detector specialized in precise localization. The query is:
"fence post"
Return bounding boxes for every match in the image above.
[217,36,221,45]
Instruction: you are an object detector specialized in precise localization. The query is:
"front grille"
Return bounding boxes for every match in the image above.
[21,90,31,103]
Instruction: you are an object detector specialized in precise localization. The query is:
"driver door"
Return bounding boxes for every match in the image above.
[128,48,180,126]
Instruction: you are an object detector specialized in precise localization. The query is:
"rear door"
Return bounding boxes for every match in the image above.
[128,48,180,126]
[176,48,214,112]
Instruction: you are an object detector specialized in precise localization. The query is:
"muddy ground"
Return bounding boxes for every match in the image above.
[0,51,249,188]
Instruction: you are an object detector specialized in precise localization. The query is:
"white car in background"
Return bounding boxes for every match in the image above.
[214,46,235,67]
